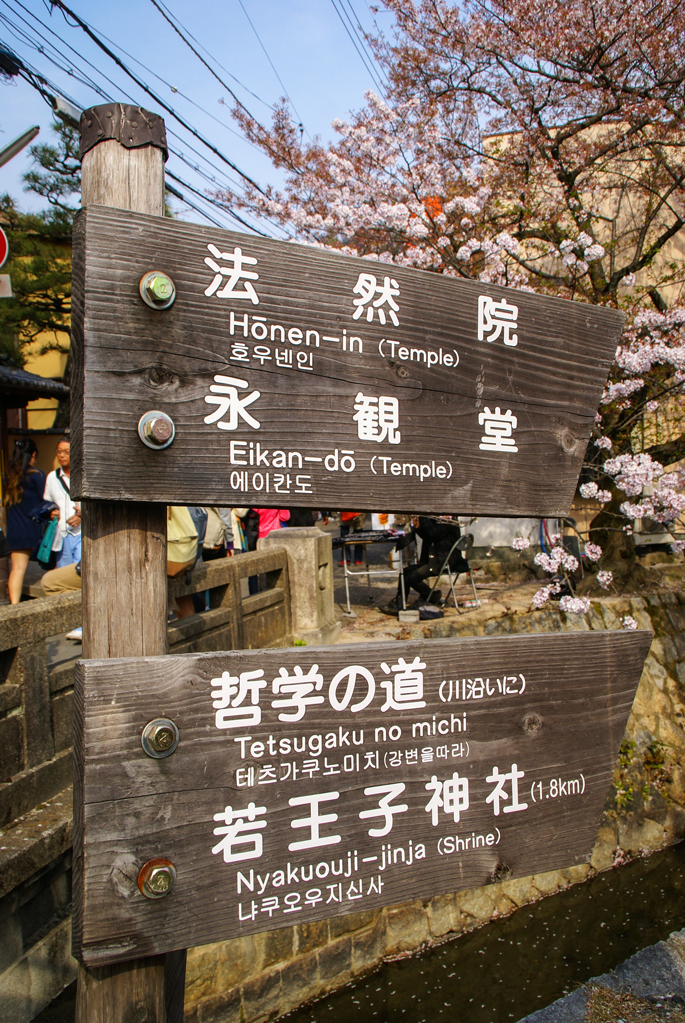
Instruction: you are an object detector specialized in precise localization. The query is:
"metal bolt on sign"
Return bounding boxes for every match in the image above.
[141,717,180,758]
[138,859,177,899]
[137,411,176,450]
[139,270,176,309]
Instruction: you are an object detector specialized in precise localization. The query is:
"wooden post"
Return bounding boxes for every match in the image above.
[75,103,184,1023]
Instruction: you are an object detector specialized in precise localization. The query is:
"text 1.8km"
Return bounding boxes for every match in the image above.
[530,774,586,802]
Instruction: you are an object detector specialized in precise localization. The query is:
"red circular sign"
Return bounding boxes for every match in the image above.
[0,227,7,270]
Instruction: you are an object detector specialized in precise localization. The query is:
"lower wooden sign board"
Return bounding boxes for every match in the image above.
[73,631,650,966]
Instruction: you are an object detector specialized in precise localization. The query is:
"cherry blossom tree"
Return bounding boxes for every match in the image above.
[214,0,685,603]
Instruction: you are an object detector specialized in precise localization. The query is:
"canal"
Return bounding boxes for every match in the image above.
[279,841,685,1023]
[38,841,685,1022]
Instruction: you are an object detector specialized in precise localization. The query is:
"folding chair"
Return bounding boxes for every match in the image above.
[425,533,480,613]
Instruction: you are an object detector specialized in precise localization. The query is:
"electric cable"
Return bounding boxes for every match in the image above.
[339,0,388,88]
[148,0,266,125]
[165,168,270,235]
[1,9,293,237]
[0,11,119,101]
[49,0,266,194]
[235,0,309,137]
[329,0,386,94]
[0,30,281,237]
[3,0,263,155]
[165,131,292,238]
[152,0,275,111]
[167,189,227,228]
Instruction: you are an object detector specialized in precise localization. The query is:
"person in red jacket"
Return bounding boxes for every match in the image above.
[339,511,365,565]
[254,508,290,538]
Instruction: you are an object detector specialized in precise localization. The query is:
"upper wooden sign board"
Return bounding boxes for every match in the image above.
[71,206,623,513]
[73,630,649,966]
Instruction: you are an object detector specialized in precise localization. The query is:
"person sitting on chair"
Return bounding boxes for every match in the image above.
[380,516,468,615]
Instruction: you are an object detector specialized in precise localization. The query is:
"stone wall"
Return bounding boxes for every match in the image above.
[184,589,685,1023]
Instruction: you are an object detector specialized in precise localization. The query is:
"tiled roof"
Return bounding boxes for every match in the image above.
[0,365,69,399]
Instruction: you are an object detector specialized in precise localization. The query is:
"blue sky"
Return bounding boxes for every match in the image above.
[0,0,393,235]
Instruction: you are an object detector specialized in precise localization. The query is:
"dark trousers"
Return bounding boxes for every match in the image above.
[396,562,434,602]
[340,522,363,563]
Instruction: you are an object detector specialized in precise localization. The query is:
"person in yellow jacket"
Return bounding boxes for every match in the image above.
[166,505,198,619]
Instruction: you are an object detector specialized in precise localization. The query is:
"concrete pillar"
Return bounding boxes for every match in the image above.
[258,528,341,645]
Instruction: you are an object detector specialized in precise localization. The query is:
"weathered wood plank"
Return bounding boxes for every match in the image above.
[74,631,649,965]
[74,955,166,1022]
[71,206,623,514]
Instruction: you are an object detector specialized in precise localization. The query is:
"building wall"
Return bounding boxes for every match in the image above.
[22,334,68,434]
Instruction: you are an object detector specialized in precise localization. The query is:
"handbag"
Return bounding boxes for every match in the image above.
[36,516,59,569]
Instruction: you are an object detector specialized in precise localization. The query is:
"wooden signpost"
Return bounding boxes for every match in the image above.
[73,632,649,966]
[71,104,647,1023]
[70,205,624,515]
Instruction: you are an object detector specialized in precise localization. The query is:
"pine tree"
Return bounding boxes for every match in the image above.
[0,119,79,367]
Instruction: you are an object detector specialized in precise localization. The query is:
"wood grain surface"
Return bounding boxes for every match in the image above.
[73,630,650,966]
[71,206,623,514]
[74,117,174,1022]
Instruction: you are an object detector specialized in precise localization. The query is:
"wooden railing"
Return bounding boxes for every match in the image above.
[0,549,292,830]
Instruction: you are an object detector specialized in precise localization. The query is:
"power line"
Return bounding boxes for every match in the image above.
[148,0,264,127]
[329,0,386,94]
[89,19,266,154]
[2,1,265,202]
[0,31,82,113]
[165,130,291,238]
[341,0,390,86]
[153,0,275,112]
[165,168,270,235]
[0,7,117,100]
[0,25,281,238]
[166,186,227,228]
[235,0,309,137]
[2,5,292,238]
[49,0,266,194]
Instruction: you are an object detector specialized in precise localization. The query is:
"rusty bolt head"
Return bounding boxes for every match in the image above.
[138,858,176,899]
[145,416,173,444]
[141,717,179,759]
[139,271,176,309]
[137,411,175,451]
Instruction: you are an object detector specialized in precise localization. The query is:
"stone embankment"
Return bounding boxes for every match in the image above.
[185,580,685,1023]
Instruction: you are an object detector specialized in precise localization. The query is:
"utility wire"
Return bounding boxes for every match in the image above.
[166,187,227,228]
[0,32,81,112]
[341,0,390,86]
[329,0,386,94]
[3,5,290,237]
[2,2,262,202]
[91,20,266,153]
[148,0,264,127]
[0,26,280,237]
[0,8,116,99]
[6,0,264,153]
[49,0,266,194]
[165,130,291,238]
[235,0,309,137]
[153,0,274,111]
[165,168,270,235]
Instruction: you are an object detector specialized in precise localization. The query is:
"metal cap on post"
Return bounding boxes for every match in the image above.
[79,103,167,216]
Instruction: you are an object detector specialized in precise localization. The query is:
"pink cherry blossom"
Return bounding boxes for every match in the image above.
[559,596,591,614]
[512,537,531,551]
[584,543,602,560]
